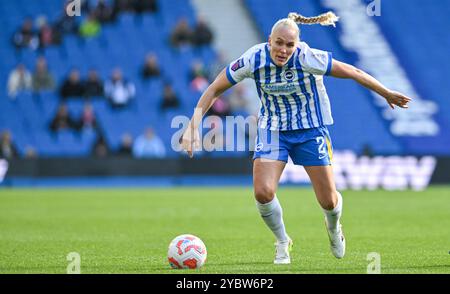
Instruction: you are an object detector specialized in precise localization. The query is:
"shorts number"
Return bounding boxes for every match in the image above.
[316,137,327,159]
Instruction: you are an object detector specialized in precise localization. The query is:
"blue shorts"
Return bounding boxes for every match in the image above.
[253,126,333,166]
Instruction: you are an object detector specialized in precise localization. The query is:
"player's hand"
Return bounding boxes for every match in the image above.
[181,124,200,158]
[385,90,412,109]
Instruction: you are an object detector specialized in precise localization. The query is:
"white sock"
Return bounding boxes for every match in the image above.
[256,196,289,242]
[323,191,343,232]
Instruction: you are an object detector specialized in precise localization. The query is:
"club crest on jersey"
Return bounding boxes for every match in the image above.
[282,69,295,82]
[231,58,245,72]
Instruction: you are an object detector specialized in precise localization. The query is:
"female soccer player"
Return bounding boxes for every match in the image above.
[181,11,411,264]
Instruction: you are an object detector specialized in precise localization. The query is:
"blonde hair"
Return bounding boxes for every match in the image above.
[288,11,339,27]
[271,11,339,39]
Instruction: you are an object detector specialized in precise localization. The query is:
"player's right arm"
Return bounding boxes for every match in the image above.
[181,69,233,158]
[181,46,256,158]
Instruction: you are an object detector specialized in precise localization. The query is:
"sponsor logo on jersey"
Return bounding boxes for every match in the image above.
[262,83,298,95]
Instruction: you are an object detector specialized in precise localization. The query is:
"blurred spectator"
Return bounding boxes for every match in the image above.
[12,18,39,50]
[141,53,161,79]
[36,16,60,48]
[190,61,209,92]
[50,104,77,132]
[92,0,113,23]
[227,84,247,114]
[24,146,38,159]
[226,83,259,116]
[132,127,166,158]
[207,97,231,118]
[361,143,374,157]
[83,69,104,98]
[80,0,90,13]
[0,131,18,159]
[190,61,208,80]
[77,103,97,130]
[7,64,32,98]
[192,17,214,47]
[133,0,157,14]
[191,76,209,93]
[104,68,136,108]
[112,0,134,19]
[60,69,85,99]
[202,116,225,152]
[161,84,180,110]
[79,13,101,38]
[226,82,258,141]
[54,3,79,35]
[117,133,133,156]
[32,57,55,91]
[170,18,193,48]
[92,134,110,157]
[208,51,228,81]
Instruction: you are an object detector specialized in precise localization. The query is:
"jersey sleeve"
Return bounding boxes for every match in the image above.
[298,42,333,76]
[226,47,255,85]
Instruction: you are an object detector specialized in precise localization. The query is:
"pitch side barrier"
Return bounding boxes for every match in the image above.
[1,152,449,189]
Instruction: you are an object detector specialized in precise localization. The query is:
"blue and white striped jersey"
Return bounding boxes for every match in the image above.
[226,42,333,131]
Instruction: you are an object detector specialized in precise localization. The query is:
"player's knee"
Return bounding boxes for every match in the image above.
[254,185,276,204]
[320,190,339,210]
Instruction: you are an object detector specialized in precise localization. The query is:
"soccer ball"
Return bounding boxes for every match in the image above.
[167,234,207,269]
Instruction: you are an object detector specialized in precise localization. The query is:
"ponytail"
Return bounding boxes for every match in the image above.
[288,11,339,27]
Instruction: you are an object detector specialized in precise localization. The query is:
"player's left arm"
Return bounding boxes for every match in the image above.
[329,59,412,109]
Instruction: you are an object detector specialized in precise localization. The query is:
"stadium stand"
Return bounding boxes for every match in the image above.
[1,0,448,158]
[368,0,450,155]
[0,0,218,158]
[244,0,450,155]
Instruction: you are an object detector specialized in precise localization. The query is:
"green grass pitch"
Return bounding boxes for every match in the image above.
[0,186,449,274]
